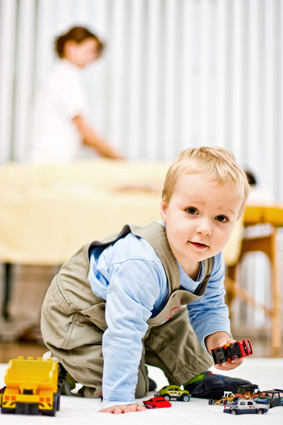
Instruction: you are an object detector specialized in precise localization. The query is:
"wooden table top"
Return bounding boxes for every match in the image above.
[244,204,283,227]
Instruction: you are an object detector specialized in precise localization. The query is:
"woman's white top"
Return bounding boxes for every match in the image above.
[29,60,87,163]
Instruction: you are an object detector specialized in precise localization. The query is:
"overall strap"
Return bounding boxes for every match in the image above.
[195,256,214,296]
[89,221,180,296]
[130,222,180,295]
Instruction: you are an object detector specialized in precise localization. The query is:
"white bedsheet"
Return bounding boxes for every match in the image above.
[0,358,282,424]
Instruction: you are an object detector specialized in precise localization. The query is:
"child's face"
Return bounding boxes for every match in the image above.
[64,38,100,67]
[160,173,243,276]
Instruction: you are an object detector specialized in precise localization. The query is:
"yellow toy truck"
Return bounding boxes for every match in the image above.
[0,356,60,416]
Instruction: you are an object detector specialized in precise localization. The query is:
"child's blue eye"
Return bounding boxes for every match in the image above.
[186,207,198,215]
[216,215,228,222]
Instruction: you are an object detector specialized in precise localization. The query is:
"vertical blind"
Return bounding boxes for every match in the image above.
[0,0,282,202]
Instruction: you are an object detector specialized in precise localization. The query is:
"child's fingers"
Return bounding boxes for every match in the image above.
[124,404,147,413]
[214,357,243,371]
[99,406,124,414]
[99,407,115,413]
[99,403,146,414]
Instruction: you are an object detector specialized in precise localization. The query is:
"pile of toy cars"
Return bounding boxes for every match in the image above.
[208,384,260,405]
[209,385,283,415]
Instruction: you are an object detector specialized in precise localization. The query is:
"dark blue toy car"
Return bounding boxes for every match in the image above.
[254,389,283,408]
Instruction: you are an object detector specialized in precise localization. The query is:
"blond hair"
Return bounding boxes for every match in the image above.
[162,146,249,218]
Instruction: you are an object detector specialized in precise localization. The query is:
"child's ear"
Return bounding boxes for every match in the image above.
[160,199,167,222]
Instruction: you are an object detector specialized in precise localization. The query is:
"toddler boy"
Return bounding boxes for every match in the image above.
[41,146,250,414]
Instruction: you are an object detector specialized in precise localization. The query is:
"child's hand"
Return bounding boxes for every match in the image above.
[205,331,243,371]
[99,403,147,414]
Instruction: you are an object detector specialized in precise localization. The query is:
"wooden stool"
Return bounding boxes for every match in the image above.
[225,205,283,358]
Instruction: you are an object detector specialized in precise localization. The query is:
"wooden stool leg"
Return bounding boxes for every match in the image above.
[227,229,282,357]
[2,262,13,320]
[225,265,238,327]
[225,265,237,306]
[270,230,282,357]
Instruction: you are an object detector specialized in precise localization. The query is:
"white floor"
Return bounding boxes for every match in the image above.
[0,358,282,424]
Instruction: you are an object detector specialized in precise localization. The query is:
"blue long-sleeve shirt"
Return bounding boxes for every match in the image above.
[88,225,231,408]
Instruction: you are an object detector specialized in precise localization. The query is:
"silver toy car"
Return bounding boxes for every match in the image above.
[223,399,269,415]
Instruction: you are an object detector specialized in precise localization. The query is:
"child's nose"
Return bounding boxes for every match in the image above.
[196,218,212,235]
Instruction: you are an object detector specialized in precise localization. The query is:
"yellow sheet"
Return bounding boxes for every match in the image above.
[0,160,242,265]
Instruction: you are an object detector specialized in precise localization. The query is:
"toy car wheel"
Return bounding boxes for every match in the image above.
[208,399,215,405]
[42,407,56,416]
[267,403,272,409]
[41,394,57,416]
[231,409,237,415]
[257,409,264,414]
[57,393,61,411]
[1,406,16,414]
[164,394,170,401]
[182,395,190,402]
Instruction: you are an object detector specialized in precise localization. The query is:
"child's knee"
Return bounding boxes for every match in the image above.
[135,381,148,399]
[135,367,149,398]
[79,385,102,398]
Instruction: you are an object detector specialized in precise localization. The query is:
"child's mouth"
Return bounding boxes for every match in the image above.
[189,241,208,250]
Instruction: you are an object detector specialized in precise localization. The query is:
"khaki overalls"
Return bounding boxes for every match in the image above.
[41,222,213,399]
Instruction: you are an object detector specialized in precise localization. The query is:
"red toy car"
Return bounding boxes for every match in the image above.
[143,396,172,409]
[212,339,253,364]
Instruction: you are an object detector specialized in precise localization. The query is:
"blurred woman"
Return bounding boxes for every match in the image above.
[29,26,122,163]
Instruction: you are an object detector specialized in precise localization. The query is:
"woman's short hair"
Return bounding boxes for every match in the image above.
[55,26,104,58]
[162,146,250,219]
